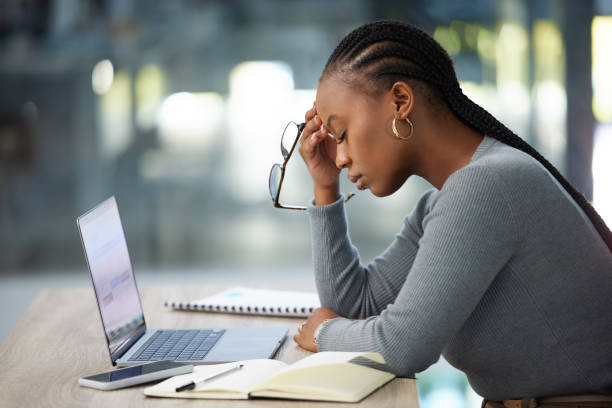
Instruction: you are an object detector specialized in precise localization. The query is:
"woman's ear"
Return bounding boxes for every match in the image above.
[390,81,415,120]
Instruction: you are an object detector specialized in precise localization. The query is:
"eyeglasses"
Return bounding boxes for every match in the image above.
[268,121,355,211]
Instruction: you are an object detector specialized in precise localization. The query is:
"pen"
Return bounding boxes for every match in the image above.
[175,364,244,392]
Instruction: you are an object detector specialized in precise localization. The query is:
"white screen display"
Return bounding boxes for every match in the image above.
[78,197,145,356]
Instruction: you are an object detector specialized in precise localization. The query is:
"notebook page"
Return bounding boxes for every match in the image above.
[144,359,287,397]
[195,359,286,393]
[250,359,394,402]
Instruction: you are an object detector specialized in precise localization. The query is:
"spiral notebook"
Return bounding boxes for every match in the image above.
[165,287,321,318]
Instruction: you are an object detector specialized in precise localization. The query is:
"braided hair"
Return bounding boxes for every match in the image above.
[321,20,612,253]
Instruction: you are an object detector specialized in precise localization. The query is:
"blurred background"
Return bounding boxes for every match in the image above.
[1,0,612,406]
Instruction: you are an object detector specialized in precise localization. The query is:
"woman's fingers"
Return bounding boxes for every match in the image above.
[304,114,321,136]
[315,124,329,142]
[304,115,326,141]
[304,103,316,122]
[293,318,317,352]
[297,104,341,190]
[300,114,321,148]
[300,123,328,158]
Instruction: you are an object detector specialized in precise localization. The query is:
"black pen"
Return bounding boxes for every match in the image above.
[175,364,244,392]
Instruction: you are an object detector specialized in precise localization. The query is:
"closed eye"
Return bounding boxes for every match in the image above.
[336,131,346,144]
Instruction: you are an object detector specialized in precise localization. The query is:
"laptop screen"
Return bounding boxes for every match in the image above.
[77,197,146,363]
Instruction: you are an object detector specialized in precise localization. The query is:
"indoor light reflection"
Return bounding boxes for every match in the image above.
[136,64,165,131]
[592,16,612,122]
[157,92,223,152]
[99,69,132,159]
[533,80,566,167]
[496,22,530,138]
[92,59,114,95]
[227,61,295,204]
[592,124,612,228]
[532,20,566,166]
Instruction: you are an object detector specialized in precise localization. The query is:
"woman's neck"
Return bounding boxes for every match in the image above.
[415,114,484,190]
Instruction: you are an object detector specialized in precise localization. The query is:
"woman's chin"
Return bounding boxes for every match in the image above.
[369,185,390,197]
[369,181,405,197]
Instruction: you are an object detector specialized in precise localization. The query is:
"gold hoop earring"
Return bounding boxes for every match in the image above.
[392,118,414,140]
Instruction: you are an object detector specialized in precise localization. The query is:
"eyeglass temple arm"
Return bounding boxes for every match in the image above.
[273,123,304,206]
[274,203,307,211]
[284,122,306,162]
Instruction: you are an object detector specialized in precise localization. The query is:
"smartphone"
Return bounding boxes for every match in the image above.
[78,361,193,390]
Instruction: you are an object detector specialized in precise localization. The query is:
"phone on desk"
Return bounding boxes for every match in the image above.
[78,361,193,390]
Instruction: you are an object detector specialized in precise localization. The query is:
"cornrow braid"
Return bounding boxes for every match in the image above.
[322,20,612,253]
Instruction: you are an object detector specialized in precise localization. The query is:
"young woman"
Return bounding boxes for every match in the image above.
[291,20,612,407]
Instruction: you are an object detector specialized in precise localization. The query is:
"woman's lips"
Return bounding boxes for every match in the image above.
[349,175,367,190]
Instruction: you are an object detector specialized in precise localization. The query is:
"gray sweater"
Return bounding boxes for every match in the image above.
[307,135,612,400]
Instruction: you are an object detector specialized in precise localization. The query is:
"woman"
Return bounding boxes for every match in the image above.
[292,20,612,407]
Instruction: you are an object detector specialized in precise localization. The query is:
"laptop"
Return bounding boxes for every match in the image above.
[77,196,288,367]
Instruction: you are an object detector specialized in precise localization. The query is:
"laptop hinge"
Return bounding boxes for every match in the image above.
[111,324,147,365]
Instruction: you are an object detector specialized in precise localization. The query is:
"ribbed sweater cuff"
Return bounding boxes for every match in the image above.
[306,194,346,216]
[316,317,352,351]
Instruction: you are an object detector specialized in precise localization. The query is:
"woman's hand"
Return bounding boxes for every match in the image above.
[293,307,340,352]
[298,103,341,205]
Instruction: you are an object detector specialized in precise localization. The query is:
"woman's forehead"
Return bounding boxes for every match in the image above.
[316,77,357,121]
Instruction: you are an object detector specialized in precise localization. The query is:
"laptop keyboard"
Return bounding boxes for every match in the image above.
[129,329,225,361]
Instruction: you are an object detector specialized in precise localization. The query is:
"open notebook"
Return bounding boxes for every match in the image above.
[165,287,320,318]
[144,351,395,402]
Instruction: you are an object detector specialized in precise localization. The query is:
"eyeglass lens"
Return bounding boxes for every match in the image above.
[280,121,299,160]
[269,163,282,200]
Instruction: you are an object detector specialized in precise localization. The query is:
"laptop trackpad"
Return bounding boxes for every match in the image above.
[204,327,287,362]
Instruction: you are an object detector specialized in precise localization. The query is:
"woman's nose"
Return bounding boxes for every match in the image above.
[335,144,351,169]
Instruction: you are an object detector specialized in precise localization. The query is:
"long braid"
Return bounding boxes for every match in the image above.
[322,20,612,253]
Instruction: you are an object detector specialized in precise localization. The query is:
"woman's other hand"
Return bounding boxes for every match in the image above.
[293,307,340,352]
[299,103,341,205]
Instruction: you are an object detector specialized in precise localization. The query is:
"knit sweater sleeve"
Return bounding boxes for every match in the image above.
[307,188,436,318]
[308,165,520,377]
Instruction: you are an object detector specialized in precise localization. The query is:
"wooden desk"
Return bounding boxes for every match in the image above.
[0,285,420,407]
